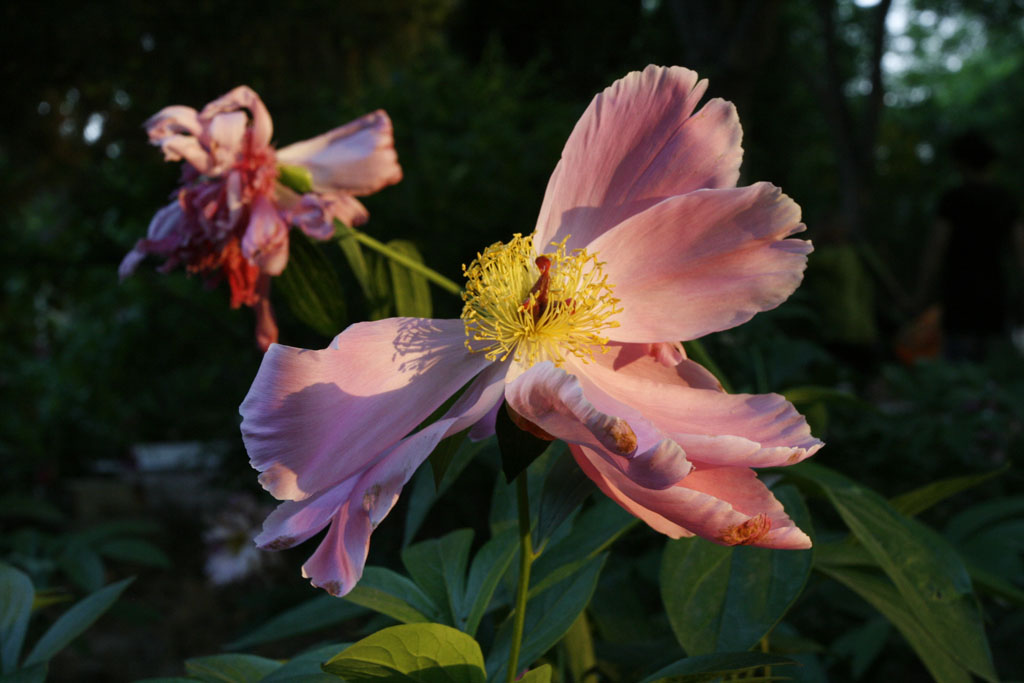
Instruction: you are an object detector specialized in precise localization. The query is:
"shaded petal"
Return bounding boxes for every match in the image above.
[288,192,370,241]
[276,110,402,196]
[577,343,822,468]
[572,446,811,549]
[589,183,812,342]
[295,361,507,595]
[534,65,742,252]
[203,110,249,175]
[118,201,187,279]
[254,477,359,551]
[504,362,691,489]
[199,85,274,149]
[240,317,491,501]
[146,105,202,140]
[242,195,289,275]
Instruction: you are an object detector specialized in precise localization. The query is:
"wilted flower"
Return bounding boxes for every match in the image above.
[240,66,823,596]
[120,86,402,350]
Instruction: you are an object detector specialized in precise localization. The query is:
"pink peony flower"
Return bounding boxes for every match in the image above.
[121,86,402,350]
[240,66,823,597]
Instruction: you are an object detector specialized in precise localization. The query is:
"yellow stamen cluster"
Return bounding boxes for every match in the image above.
[461,233,621,367]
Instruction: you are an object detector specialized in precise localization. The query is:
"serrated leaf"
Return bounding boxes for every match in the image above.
[460,528,518,637]
[97,538,171,569]
[322,623,486,682]
[185,653,282,683]
[889,467,1006,518]
[534,444,595,550]
[385,240,432,318]
[487,554,606,681]
[661,485,812,655]
[23,577,133,666]
[639,652,797,683]
[227,595,367,651]
[0,563,34,674]
[790,463,996,682]
[820,565,972,683]
[276,231,347,337]
[343,567,442,624]
[401,530,474,626]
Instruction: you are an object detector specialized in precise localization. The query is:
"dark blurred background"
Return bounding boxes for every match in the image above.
[2,0,1023,680]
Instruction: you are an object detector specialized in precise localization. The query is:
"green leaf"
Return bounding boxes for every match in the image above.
[97,538,171,569]
[820,565,972,683]
[277,164,314,194]
[944,496,1024,545]
[790,463,996,682]
[530,498,636,597]
[661,485,812,655]
[561,612,596,683]
[276,231,347,337]
[185,653,282,683]
[638,652,797,683]
[334,221,376,304]
[322,623,486,682]
[385,240,433,318]
[460,528,518,637]
[889,467,1006,517]
[58,542,105,593]
[518,664,552,683]
[262,643,349,682]
[401,529,474,626]
[487,553,606,681]
[405,438,484,547]
[534,444,595,550]
[0,663,47,683]
[227,595,367,650]
[0,497,63,525]
[0,563,34,674]
[494,402,552,483]
[427,431,467,492]
[343,567,442,624]
[23,577,133,666]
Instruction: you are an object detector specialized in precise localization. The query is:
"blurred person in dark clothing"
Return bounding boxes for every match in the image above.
[918,131,1023,361]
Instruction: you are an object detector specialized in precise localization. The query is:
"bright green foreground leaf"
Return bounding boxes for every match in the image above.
[789,462,996,682]
[23,576,133,667]
[322,623,485,682]
[0,563,34,674]
[518,664,552,683]
[185,653,282,683]
[639,652,797,683]
[660,485,812,655]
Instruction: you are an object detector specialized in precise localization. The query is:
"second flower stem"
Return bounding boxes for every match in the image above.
[507,473,535,683]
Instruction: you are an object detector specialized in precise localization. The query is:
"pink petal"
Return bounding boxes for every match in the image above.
[575,343,822,469]
[284,361,507,596]
[146,105,202,140]
[276,110,402,196]
[504,362,691,489]
[199,85,274,150]
[242,195,289,275]
[240,317,492,502]
[288,192,370,241]
[572,445,810,549]
[118,201,187,279]
[588,183,812,342]
[202,110,249,175]
[534,65,742,252]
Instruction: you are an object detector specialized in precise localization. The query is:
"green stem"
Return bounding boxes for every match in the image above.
[506,473,535,683]
[682,338,734,394]
[342,227,463,296]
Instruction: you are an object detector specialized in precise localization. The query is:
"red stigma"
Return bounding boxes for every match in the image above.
[523,256,552,320]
